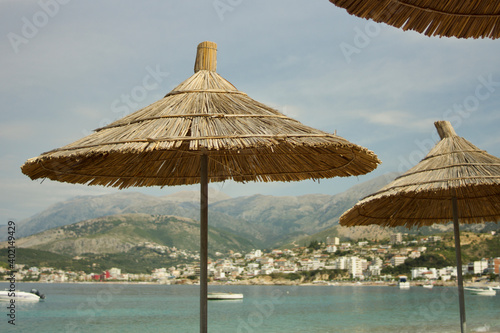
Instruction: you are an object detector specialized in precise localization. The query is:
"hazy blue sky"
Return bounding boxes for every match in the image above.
[2,0,500,222]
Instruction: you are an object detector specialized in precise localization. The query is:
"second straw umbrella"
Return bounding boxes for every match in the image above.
[340,120,500,333]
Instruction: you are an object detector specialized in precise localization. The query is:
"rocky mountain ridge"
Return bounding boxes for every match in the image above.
[12,173,400,248]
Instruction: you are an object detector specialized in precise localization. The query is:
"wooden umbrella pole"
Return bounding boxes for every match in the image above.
[452,196,466,333]
[436,121,466,333]
[200,154,208,333]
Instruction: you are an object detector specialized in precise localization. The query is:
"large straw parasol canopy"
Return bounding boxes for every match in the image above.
[329,0,500,39]
[340,120,500,228]
[21,41,380,187]
[22,41,380,333]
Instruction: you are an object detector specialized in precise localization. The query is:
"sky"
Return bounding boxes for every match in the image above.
[1,0,500,223]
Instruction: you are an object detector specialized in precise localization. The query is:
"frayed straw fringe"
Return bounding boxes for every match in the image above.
[330,0,500,39]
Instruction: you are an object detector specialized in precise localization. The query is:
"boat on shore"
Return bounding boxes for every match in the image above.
[207,292,243,300]
[398,276,410,289]
[422,284,434,289]
[464,287,496,296]
[0,289,45,301]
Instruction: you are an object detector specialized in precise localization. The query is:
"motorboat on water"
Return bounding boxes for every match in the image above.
[422,284,434,289]
[207,292,243,300]
[464,287,496,296]
[0,289,45,301]
[398,276,410,289]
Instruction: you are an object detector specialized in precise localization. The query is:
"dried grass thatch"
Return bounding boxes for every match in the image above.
[340,120,500,228]
[21,41,380,189]
[329,0,500,39]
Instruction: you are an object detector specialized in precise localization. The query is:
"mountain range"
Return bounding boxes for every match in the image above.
[11,173,399,248]
[5,171,497,260]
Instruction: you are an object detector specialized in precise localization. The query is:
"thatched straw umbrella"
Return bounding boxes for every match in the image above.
[21,41,380,332]
[340,120,500,333]
[329,0,500,39]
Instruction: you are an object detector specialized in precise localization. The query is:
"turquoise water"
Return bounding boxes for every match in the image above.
[1,282,499,332]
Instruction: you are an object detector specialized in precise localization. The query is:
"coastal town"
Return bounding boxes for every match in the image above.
[2,232,499,285]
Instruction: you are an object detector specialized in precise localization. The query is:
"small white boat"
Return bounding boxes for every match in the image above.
[422,284,434,289]
[207,292,243,300]
[464,287,496,296]
[398,276,410,289]
[0,289,45,302]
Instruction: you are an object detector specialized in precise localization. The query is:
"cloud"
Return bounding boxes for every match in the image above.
[0,177,118,221]
[0,121,37,142]
[355,109,434,131]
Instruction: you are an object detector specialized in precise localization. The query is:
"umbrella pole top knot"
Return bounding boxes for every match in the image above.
[194,41,217,73]
[435,120,458,139]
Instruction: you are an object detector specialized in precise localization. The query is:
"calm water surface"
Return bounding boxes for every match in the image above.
[1,282,499,332]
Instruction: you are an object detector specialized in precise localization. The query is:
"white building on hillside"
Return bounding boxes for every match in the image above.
[347,256,363,278]
[390,255,407,266]
[468,260,489,274]
[326,245,337,253]
[245,249,263,260]
[367,265,381,277]
[334,257,347,270]
[326,236,340,246]
[109,267,122,278]
[391,233,402,244]
[411,267,428,279]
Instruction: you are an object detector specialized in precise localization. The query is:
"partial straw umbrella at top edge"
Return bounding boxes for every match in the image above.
[329,0,500,39]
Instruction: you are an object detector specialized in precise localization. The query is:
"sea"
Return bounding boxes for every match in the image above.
[1,282,499,333]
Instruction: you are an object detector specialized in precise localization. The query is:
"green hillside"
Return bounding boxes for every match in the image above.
[0,213,258,274]
[10,213,256,257]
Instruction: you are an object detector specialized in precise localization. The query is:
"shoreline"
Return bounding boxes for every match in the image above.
[2,279,497,288]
